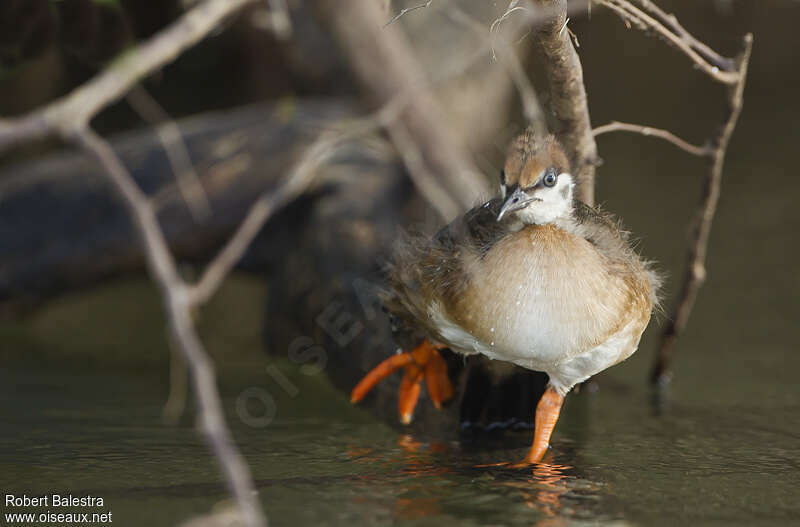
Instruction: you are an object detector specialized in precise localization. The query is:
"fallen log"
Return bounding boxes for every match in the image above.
[0,98,548,437]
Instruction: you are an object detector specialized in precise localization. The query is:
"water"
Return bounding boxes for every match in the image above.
[2,312,798,527]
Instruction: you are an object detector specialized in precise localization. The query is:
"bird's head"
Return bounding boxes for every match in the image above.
[496,132,574,225]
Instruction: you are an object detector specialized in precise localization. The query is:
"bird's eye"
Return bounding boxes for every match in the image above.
[543,168,558,187]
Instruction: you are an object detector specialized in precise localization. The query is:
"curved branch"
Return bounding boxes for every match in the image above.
[651,34,754,385]
[595,0,740,84]
[74,128,266,527]
[593,121,712,158]
[0,1,266,525]
[633,0,735,71]
[0,0,256,153]
[189,100,405,305]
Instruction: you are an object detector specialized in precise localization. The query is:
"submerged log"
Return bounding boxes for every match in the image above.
[0,99,547,437]
[0,99,358,313]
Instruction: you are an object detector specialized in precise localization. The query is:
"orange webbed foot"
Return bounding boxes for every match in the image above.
[513,386,564,467]
[351,340,454,424]
[474,386,565,469]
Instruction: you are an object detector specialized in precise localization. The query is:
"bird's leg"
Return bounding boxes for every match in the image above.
[350,340,454,424]
[350,352,414,403]
[421,344,454,409]
[516,385,565,465]
[398,363,424,424]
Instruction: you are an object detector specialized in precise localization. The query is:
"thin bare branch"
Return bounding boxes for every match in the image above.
[443,5,547,138]
[490,1,534,59]
[387,121,461,221]
[0,1,266,524]
[594,0,739,84]
[593,121,712,158]
[385,0,434,27]
[162,332,189,425]
[74,127,266,527]
[651,34,754,385]
[126,85,212,221]
[632,0,735,71]
[189,100,406,305]
[0,0,256,153]
[317,0,491,211]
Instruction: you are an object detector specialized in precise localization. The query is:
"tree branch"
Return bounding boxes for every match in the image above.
[595,0,740,84]
[0,1,266,525]
[0,0,256,153]
[651,34,753,385]
[189,100,404,305]
[74,127,266,527]
[316,0,491,216]
[126,85,211,221]
[593,121,712,158]
[531,0,598,205]
[590,0,752,385]
[385,0,434,26]
[443,5,547,138]
[632,0,735,71]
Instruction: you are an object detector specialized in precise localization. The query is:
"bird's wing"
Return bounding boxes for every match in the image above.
[382,198,516,344]
[572,200,662,307]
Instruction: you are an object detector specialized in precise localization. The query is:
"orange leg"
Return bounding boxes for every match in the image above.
[350,340,454,424]
[398,365,423,424]
[514,386,565,466]
[351,352,413,403]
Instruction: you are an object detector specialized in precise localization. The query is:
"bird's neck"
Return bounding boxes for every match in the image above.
[516,201,573,228]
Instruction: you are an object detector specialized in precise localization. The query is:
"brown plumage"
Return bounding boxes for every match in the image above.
[353,132,660,464]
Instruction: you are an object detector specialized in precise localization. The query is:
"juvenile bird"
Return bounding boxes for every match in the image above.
[351,130,660,465]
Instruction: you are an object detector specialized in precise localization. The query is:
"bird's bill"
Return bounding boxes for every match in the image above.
[497,187,531,221]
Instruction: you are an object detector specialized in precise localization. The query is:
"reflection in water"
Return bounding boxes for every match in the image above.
[348,433,592,525]
[515,461,574,524]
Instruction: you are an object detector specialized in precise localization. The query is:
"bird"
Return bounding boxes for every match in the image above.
[350,130,660,465]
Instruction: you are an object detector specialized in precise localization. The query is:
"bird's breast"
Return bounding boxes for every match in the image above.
[434,224,640,367]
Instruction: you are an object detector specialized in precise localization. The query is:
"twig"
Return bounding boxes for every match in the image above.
[444,6,546,138]
[589,0,753,384]
[0,0,256,154]
[594,0,739,84]
[651,34,753,385]
[632,0,734,71]
[126,85,212,221]
[385,0,434,27]
[74,127,266,527]
[162,331,189,425]
[593,121,712,158]
[490,1,533,60]
[317,0,490,213]
[0,1,265,525]
[387,121,461,221]
[190,99,407,305]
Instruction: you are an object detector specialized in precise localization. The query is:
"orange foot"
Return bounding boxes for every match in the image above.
[507,386,565,468]
[351,340,454,424]
[473,387,565,469]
